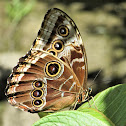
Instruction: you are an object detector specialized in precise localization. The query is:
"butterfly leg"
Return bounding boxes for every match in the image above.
[88,96,98,110]
[69,100,78,110]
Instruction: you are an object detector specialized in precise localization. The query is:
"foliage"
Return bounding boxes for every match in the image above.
[6,0,35,24]
[3,0,35,52]
[32,84,126,126]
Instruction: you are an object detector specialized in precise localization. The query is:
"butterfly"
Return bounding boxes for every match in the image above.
[5,8,88,113]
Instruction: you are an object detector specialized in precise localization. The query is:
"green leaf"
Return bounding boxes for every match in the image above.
[78,84,126,126]
[38,112,52,118]
[6,0,35,23]
[33,109,114,126]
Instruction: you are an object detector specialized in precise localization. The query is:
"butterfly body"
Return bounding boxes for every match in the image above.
[5,8,88,113]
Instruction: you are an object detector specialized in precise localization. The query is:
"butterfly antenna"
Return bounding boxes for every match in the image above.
[85,69,102,109]
[90,69,102,88]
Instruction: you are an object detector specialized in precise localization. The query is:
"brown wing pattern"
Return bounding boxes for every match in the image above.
[5,8,88,112]
[32,8,88,91]
[6,50,81,112]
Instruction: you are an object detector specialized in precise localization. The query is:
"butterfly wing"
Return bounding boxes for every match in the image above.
[5,49,81,112]
[32,8,88,90]
[5,8,88,113]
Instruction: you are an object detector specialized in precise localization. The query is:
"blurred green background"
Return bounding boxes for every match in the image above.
[0,0,126,126]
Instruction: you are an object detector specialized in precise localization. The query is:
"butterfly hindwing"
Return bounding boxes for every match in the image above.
[6,50,81,112]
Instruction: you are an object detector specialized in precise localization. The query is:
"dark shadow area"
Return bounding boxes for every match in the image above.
[0,66,11,101]
[39,0,125,10]
[88,70,106,96]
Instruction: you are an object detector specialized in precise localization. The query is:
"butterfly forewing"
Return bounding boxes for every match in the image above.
[33,8,88,90]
